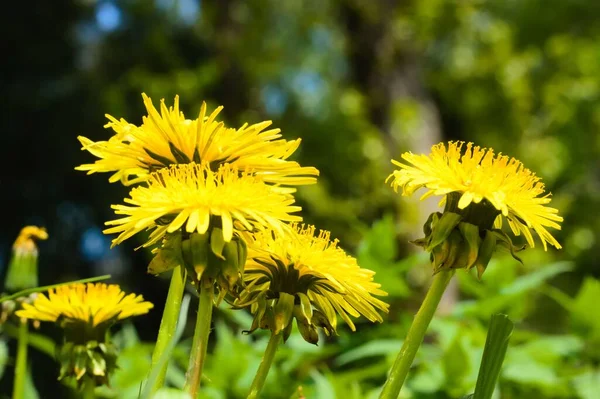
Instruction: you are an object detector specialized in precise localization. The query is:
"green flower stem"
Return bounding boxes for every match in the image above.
[247,332,282,399]
[184,279,214,397]
[148,266,186,393]
[379,269,455,399]
[12,320,28,399]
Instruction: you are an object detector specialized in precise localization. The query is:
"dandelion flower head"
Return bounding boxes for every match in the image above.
[387,141,563,250]
[76,94,319,186]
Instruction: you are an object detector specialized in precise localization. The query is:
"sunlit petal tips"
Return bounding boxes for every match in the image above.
[76,93,319,186]
[105,163,302,247]
[15,283,153,327]
[387,141,563,250]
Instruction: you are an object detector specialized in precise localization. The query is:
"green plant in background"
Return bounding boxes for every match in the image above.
[380,141,563,398]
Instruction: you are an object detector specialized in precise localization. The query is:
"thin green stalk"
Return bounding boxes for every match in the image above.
[184,279,214,397]
[247,332,281,399]
[148,266,186,393]
[0,275,111,304]
[379,269,455,399]
[12,320,28,399]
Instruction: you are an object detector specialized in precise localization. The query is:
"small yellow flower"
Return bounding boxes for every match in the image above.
[16,283,153,327]
[105,162,302,247]
[76,93,319,186]
[387,141,563,250]
[237,224,388,343]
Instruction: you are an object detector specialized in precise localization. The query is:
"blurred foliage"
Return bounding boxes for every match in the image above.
[2,0,599,397]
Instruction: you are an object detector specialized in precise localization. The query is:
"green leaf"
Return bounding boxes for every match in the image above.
[152,387,192,399]
[310,370,337,399]
[443,334,471,395]
[24,367,40,399]
[499,261,573,296]
[572,277,600,339]
[473,314,513,399]
[572,370,600,399]
[334,339,403,366]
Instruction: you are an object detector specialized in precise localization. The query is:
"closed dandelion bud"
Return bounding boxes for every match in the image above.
[388,141,563,279]
[5,226,48,292]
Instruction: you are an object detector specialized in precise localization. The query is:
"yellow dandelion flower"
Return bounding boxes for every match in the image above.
[237,224,388,343]
[15,283,153,327]
[105,162,302,247]
[387,141,563,250]
[76,93,319,186]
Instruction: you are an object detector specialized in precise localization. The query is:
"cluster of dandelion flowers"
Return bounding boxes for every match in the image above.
[105,162,302,248]
[76,93,319,186]
[16,283,153,385]
[236,224,389,344]
[387,141,563,276]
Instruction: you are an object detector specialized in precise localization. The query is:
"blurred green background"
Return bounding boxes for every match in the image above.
[1,0,599,398]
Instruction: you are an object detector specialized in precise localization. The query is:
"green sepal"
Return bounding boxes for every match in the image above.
[148,232,184,275]
[432,237,451,272]
[295,293,313,323]
[312,309,336,337]
[273,293,295,335]
[168,141,191,164]
[236,237,248,274]
[409,237,429,248]
[189,232,210,281]
[89,349,107,377]
[458,222,482,270]
[427,212,462,251]
[296,317,319,345]
[444,229,463,270]
[73,345,88,380]
[261,307,275,331]
[423,212,442,237]
[210,228,226,260]
[489,230,524,264]
[474,230,497,279]
[282,316,294,343]
[221,241,240,289]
